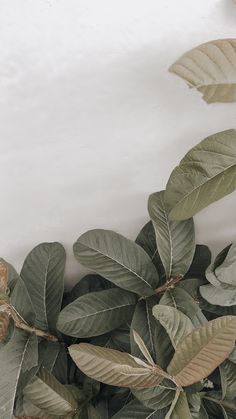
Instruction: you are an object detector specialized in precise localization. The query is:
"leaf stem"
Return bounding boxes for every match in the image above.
[0,303,58,342]
[154,274,184,294]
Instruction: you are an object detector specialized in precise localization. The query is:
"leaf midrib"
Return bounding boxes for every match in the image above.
[63,301,135,323]
[79,241,155,291]
[170,160,236,216]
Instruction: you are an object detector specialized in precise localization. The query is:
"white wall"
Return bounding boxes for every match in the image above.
[1,0,236,286]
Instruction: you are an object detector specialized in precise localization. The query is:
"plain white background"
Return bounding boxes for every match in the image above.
[1,0,236,286]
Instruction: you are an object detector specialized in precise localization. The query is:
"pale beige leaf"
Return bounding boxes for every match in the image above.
[169,39,236,103]
[23,367,78,415]
[0,260,8,291]
[0,313,10,342]
[69,343,165,389]
[167,316,236,387]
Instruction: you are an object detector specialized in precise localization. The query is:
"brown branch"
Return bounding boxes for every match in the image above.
[154,274,184,294]
[0,303,58,342]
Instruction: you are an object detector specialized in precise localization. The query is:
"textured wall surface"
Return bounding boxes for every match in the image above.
[1,0,236,285]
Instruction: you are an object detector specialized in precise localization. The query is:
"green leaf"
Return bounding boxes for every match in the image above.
[168,391,191,419]
[169,39,236,103]
[130,297,174,369]
[132,384,176,411]
[69,343,165,389]
[209,243,236,289]
[200,285,236,307]
[159,288,206,327]
[152,305,194,349]
[133,330,155,365]
[57,288,136,338]
[21,242,66,331]
[10,277,36,326]
[0,330,37,419]
[220,360,236,400]
[66,274,113,304]
[165,129,236,220]
[112,399,168,418]
[23,367,78,415]
[200,242,236,306]
[148,191,195,279]
[135,221,166,282]
[185,244,211,279]
[73,229,159,296]
[167,316,236,387]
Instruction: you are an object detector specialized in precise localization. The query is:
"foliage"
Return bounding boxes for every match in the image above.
[2,37,236,419]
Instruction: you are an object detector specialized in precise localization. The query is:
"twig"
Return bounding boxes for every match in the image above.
[0,303,58,342]
[154,274,184,294]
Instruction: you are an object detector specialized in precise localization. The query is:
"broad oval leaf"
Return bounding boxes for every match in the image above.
[69,343,164,389]
[135,221,166,282]
[132,384,176,411]
[165,129,236,220]
[152,305,194,349]
[200,242,236,306]
[200,284,236,307]
[0,330,37,419]
[167,316,236,387]
[57,288,136,338]
[185,244,211,280]
[73,229,159,296]
[160,288,206,328]
[148,191,195,279]
[10,277,36,326]
[21,242,66,331]
[130,296,174,369]
[23,367,78,415]
[169,39,236,103]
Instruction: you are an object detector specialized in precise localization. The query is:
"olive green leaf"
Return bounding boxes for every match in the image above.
[0,330,38,419]
[21,242,66,331]
[220,360,236,400]
[69,343,166,389]
[167,391,191,419]
[152,305,194,349]
[167,316,236,387]
[200,285,236,307]
[132,384,176,412]
[200,242,236,306]
[185,244,211,280]
[165,129,236,220]
[148,191,195,279]
[160,288,206,328]
[23,367,78,415]
[112,399,168,418]
[133,330,155,365]
[73,229,159,296]
[130,296,174,369]
[135,221,165,282]
[169,39,236,103]
[10,277,36,326]
[57,288,136,338]
[205,244,232,288]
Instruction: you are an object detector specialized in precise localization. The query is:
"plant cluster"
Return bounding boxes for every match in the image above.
[2,37,236,419]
